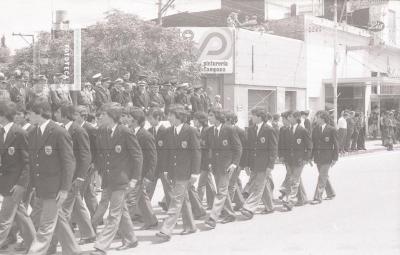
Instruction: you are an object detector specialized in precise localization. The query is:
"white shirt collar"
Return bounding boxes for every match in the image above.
[111,124,118,136]
[3,122,13,140]
[80,121,85,127]
[199,126,203,133]
[266,121,272,127]
[155,122,162,133]
[216,123,222,131]
[65,121,73,131]
[175,123,184,135]
[40,119,51,134]
[321,123,327,132]
[22,123,31,131]
[134,126,140,135]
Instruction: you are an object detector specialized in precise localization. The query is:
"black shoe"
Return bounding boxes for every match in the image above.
[194,213,207,220]
[325,195,336,200]
[14,242,28,252]
[79,236,96,245]
[0,244,9,253]
[140,222,158,230]
[221,215,236,224]
[240,208,254,220]
[180,229,198,235]
[90,249,106,255]
[283,202,293,211]
[155,232,171,241]
[204,218,216,229]
[260,209,274,214]
[233,204,243,211]
[278,190,286,200]
[116,241,138,251]
[295,200,308,207]
[310,199,322,205]
[158,202,168,212]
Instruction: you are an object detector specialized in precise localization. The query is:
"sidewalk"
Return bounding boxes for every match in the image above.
[340,139,399,157]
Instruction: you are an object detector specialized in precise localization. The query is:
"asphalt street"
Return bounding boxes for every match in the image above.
[75,150,400,255]
[3,150,400,255]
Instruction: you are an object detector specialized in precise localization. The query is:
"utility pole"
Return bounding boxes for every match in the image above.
[157,0,175,26]
[333,0,338,125]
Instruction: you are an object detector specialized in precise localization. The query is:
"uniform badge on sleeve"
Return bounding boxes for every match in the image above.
[296,138,302,144]
[158,140,164,147]
[222,139,228,146]
[324,137,330,142]
[260,137,266,143]
[115,145,122,153]
[8,147,15,156]
[44,146,53,155]
[181,141,188,149]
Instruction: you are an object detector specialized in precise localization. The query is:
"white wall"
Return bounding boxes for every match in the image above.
[304,16,400,111]
[234,28,307,89]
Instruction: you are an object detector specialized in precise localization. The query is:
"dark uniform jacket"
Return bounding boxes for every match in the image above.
[208,124,242,174]
[312,124,339,165]
[0,123,30,196]
[29,120,75,199]
[278,124,312,166]
[82,122,97,163]
[165,123,201,181]
[136,127,157,181]
[148,124,168,177]
[190,94,204,113]
[233,125,247,168]
[149,92,165,108]
[133,92,150,110]
[246,123,278,171]
[94,124,143,191]
[110,86,131,106]
[93,85,111,109]
[199,126,212,171]
[68,122,91,180]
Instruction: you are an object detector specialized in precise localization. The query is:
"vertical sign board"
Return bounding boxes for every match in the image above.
[71,28,81,105]
[180,27,234,74]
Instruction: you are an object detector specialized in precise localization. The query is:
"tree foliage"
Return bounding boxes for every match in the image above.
[8,9,201,84]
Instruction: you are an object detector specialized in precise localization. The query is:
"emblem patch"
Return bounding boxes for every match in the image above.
[181,141,188,149]
[8,147,15,156]
[158,140,163,147]
[222,139,228,146]
[324,137,330,142]
[115,145,122,153]
[260,137,266,143]
[296,139,302,144]
[44,146,52,155]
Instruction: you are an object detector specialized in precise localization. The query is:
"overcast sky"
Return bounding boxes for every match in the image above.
[0,0,221,51]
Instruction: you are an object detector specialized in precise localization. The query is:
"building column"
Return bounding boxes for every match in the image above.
[276,87,285,114]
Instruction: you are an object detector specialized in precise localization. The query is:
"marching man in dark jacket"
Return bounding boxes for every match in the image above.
[91,103,143,255]
[204,108,242,229]
[47,103,96,254]
[279,111,312,211]
[125,106,158,230]
[156,105,201,241]
[26,97,81,255]
[311,110,338,204]
[0,100,35,253]
[240,108,277,219]
[146,108,171,207]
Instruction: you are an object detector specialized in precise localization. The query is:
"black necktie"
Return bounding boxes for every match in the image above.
[214,127,218,138]
[37,126,42,137]
[174,127,178,137]
[0,127,5,142]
